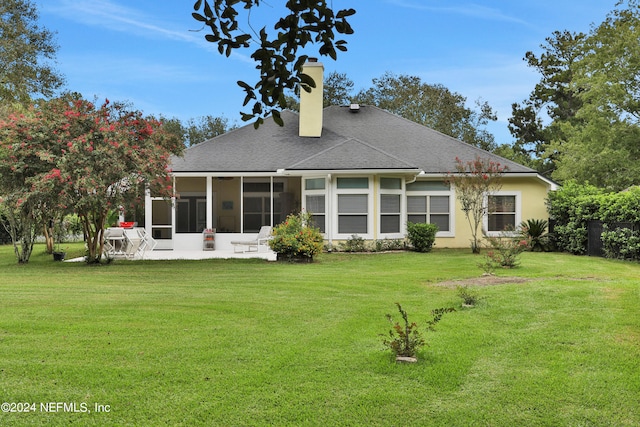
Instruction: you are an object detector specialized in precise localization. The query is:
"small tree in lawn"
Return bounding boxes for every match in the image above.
[447,156,507,253]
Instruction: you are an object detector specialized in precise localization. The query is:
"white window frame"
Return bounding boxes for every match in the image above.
[483,191,521,237]
[334,176,373,240]
[405,183,455,238]
[302,177,328,235]
[378,177,404,238]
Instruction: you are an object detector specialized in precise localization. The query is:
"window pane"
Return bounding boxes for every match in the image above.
[406,181,450,191]
[489,195,515,213]
[430,196,449,213]
[337,177,368,189]
[338,194,368,213]
[311,215,325,233]
[380,177,401,189]
[408,214,427,224]
[488,214,515,231]
[407,196,427,213]
[306,195,325,213]
[381,194,400,213]
[381,215,400,233]
[339,215,367,234]
[430,214,449,232]
[305,178,325,190]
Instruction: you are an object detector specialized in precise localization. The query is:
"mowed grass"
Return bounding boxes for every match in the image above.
[0,244,639,426]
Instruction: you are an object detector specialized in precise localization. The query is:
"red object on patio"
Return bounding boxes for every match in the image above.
[118,221,136,229]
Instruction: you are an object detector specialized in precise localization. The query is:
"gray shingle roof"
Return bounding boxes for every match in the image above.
[170,105,534,174]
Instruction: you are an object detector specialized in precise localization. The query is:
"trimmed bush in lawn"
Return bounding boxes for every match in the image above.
[406,222,438,252]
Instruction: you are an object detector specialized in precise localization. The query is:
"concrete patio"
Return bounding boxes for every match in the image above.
[142,249,277,261]
[67,249,277,262]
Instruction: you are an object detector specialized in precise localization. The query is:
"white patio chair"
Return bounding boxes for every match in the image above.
[123,229,144,259]
[231,226,273,253]
[103,227,126,257]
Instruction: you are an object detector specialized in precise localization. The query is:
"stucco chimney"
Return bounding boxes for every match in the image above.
[299,58,324,137]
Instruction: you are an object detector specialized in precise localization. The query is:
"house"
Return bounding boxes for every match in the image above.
[144,59,556,252]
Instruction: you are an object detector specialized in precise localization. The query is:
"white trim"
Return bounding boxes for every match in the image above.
[378,176,405,239]
[333,176,374,240]
[302,176,329,236]
[405,182,455,238]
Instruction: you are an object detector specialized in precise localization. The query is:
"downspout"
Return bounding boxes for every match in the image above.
[327,173,333,249]
[406,170,425,185]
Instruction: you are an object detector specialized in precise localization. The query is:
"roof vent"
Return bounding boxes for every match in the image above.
[349,103,360,112]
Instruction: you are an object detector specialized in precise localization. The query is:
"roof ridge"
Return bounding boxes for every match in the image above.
[286,137,418,170]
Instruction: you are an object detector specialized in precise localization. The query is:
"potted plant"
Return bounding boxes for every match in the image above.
[52,245,66,261]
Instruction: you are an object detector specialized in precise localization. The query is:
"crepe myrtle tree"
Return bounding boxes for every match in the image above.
[0,94,182,263]
[192,0,355,127]
[0,103,65,262]
[447,156,508,254]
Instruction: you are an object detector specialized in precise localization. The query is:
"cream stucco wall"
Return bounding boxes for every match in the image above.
[436,176,552,248]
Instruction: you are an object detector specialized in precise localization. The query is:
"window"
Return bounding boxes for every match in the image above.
[486,194,518,233]
[379,177,402,235]
[338,194,368,233]
[304,178,326,233]
[406,181,453,236]
[336,177,370,236]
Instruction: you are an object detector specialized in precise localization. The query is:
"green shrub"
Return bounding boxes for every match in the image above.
[340,234,367,252]
[547,182,606,254]
[601,226,640,261]
[269,211,324,260]
[374,238,405,252]
[406,222,438,252]
[457,285,483,307]
[519,218,551,252]
[381,303,455,359]
[483,234,527,268]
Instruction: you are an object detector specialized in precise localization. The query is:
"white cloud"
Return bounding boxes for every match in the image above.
[44,0,254,63]
[386,0,533,27]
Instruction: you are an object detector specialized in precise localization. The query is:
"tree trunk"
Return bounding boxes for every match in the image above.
[43,220,54,254]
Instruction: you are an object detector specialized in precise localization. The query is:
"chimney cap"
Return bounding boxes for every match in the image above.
[349,103,360,112]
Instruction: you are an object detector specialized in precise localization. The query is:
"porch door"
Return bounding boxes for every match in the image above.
[151,198,173,250]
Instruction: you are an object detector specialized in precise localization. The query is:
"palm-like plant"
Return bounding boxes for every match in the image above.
[520,219,549,252]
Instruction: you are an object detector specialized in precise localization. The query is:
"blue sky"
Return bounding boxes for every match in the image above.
[34,0,616,145]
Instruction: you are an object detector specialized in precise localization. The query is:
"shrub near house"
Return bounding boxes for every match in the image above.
[269,211,324,261]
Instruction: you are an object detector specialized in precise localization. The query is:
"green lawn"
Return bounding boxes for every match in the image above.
[1,245,639,426]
